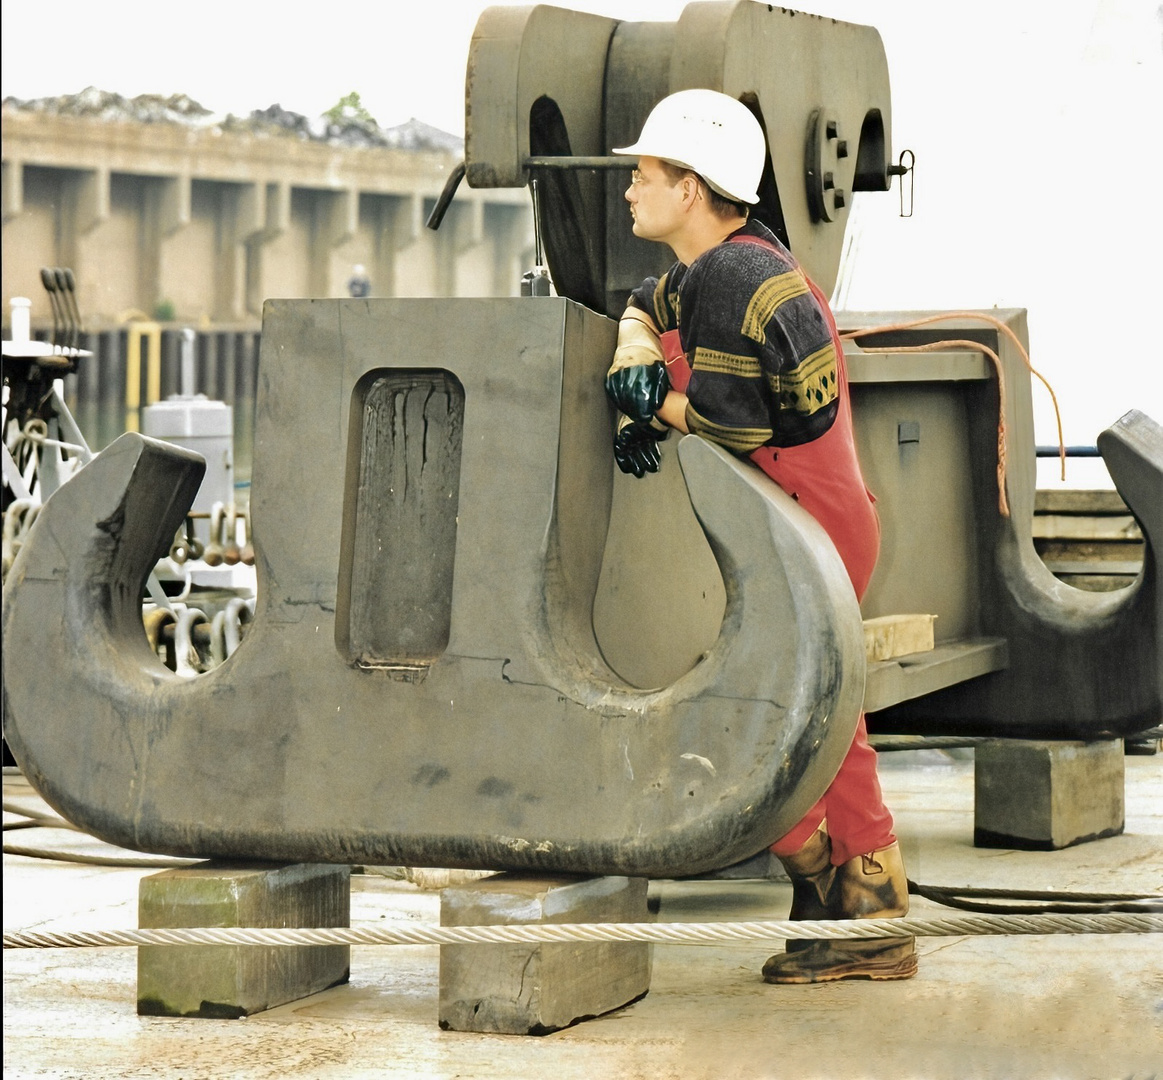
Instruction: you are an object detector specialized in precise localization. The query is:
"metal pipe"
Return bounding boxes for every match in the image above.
[179,328,196,398]
[425,161,466,231]
[520,179,551,297]
[9,297,31,343]
[523,156,633,169]
[530,178,543,268]
[125,329,141,427]
[1035,446,1100,458]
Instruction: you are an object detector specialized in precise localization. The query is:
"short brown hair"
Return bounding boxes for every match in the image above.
[658,160,749,221]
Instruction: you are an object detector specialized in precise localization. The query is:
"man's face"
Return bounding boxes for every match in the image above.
[624,156,687,245]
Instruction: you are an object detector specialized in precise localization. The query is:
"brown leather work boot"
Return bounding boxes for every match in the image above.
[763,841,917,984]
[776,823,839,921]
[837,841,910,918]
[762,937,917,983]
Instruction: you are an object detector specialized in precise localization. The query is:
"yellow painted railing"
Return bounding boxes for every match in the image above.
[124,321,162,431]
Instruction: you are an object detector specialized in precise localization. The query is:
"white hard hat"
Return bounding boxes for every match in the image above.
[613,89,765,205]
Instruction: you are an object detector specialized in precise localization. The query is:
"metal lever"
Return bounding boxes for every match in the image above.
[57,268,84,352]
[40,268,64,349]
[886,150,915,218]
[428,157,632,233]
[425,161,466,231]
[520,178,550,296]
[523,155,632,170]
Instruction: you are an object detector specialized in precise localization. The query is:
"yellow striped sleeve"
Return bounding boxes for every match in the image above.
[778,342,838,416]
[740,271,810,343]
[685,404,772,454]
[691,347,763,379]
[652,274,679,330]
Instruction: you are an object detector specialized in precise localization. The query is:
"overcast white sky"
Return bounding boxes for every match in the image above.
[3,0,1161,482]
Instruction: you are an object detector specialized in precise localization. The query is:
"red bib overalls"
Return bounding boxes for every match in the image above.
[661,235,894,864]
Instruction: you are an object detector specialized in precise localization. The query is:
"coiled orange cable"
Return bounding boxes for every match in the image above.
[840,312,1067,519]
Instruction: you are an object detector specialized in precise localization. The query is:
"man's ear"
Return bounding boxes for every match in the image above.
[681,173,701,208]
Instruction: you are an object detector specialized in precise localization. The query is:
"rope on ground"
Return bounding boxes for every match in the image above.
[3,799,196,866]
[869,736,986,752]
[5,913,1162,950]
[908,880,1163,915]
[2,799,81,827]
[871,733,1159,752]
[2,844,198,869]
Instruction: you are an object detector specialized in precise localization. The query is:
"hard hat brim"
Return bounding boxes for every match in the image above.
[612,143,759,205]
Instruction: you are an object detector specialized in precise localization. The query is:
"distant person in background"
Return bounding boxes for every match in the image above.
[347,264,371,298]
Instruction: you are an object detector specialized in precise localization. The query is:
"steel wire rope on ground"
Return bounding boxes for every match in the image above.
[6,781,1162,914]
[7,802,1160,915]
[5,913,1162,951]
[906,881,1163,915]
[2,799,197,867]
[2,844,200,869]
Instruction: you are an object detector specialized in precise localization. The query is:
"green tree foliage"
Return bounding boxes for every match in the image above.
[325,92,376,127]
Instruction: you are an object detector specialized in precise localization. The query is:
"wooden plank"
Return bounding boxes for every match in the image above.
[1034,489,1129,515]
[1032,514,1141,541]
[863,614,936,663]
[1041,559,1143,574]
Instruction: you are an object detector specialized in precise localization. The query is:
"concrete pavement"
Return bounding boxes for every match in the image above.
[4,752,1161,1080]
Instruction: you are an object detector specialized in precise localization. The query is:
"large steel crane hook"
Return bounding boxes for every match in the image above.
[2,297,865,875]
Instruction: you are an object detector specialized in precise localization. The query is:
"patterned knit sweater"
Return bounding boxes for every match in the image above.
[628,219,838,451]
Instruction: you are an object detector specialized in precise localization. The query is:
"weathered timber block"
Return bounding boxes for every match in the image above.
[863,614,936,663]
[439,873,652,1035]
[974,740,1125,850]
[138,862,350,1018]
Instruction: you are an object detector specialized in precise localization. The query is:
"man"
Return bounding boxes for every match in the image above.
[347,264,371,298]
[606,89,916,984]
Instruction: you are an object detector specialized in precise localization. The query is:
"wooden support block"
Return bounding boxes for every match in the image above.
[138,862,350,1018]
[975,740,1125,850]
[863,614,936,662]
[439,874,652,1035]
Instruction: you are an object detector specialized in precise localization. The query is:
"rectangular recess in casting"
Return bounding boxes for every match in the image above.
[336,369,464,670]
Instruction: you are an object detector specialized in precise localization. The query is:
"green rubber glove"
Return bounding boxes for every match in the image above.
[613,419,667,478]
[605,363,670,426]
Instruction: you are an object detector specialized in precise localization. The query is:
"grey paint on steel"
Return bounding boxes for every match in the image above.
[2,298,865,873]
[1097,411,1162,707]
[464,1,893,315]
[843,311,1161,738]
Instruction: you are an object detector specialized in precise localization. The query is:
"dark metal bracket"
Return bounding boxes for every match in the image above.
[886,149,915,218]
